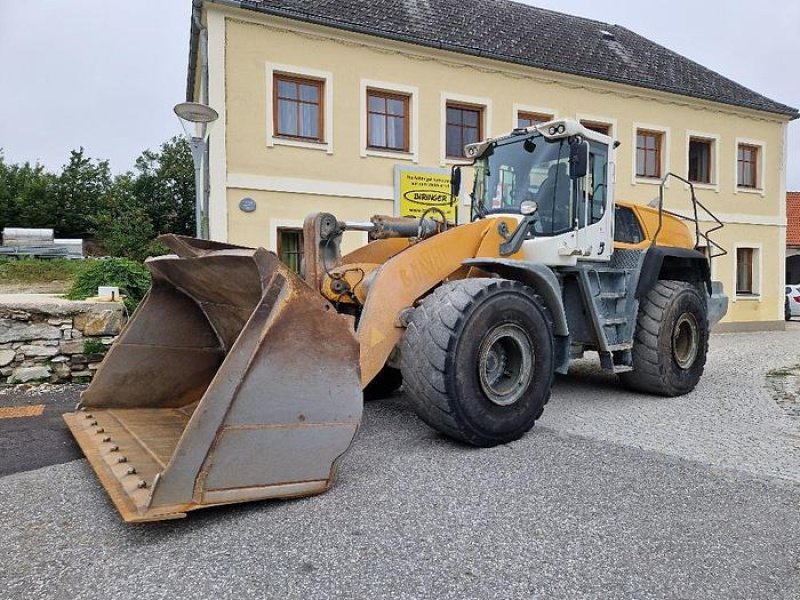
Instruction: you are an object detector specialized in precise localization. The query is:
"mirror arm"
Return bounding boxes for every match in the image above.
[499,215,536,256]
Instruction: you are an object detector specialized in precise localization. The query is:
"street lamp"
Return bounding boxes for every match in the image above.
[174,101,219,239]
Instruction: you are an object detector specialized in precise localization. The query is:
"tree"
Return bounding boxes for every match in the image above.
[0,137,195,260]
[130,136,195,236]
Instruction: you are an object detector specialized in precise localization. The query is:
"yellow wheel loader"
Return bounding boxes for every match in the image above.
[64,119,728,522]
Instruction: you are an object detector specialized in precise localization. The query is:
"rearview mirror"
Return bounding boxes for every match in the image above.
[450,166,462,199]
[569,140,588,179]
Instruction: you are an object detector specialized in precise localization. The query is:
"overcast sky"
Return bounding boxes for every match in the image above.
[1,0,798,189]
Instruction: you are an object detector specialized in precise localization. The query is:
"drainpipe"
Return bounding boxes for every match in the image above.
[192,0,212,238]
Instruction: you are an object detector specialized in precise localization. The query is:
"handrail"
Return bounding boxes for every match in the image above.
[651,172,727,260]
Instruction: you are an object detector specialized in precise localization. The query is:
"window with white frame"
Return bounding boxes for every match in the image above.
[636,129,663,178]
[267,64,333,153]
[737,143,760,189]
[366,89,410,152]
[581,120,612,136]
[688,137,714,184]
[517,111,552,129]
[273,74,324,142]
[446,102,484,158]
[735,246,760,297]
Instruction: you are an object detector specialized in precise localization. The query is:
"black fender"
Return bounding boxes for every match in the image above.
[636,246,711,298]
[463,258,570,374]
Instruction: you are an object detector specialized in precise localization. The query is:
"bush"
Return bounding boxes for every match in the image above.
[66,258,151,312]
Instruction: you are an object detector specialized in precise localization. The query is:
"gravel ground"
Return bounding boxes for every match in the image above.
[0,326,798,599]
[541,322,800,483]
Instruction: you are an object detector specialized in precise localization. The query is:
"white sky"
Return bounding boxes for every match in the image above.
[0,0,798,189]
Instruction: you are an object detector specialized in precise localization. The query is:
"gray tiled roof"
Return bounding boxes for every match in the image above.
[205,0,797,118]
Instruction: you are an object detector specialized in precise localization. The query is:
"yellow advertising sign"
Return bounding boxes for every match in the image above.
[394,166,456,222]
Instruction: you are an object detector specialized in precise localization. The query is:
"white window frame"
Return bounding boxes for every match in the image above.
[513,103,558,131]
[732,243,762,301]
[632,123,671,186]
[734,137,766,196]
[685,130,720,192]
[576,113,618,139]
[441,92,492,165]
[269,218,304,254]
[266,63,334,154]
[360,79,419,163]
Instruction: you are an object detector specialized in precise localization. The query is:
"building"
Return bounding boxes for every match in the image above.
[787,192,800,284]
[186,0,798,330]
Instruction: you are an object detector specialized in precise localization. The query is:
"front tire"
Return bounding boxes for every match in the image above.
[620,280,708,396]
[400,278,554,447]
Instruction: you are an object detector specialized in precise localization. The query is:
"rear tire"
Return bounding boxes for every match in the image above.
[400,278,554,447]
[620,280,708,396]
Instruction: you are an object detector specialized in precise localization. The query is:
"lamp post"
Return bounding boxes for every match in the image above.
[173,102,219,239]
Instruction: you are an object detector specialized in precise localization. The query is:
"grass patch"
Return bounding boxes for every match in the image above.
[0,258,90,284]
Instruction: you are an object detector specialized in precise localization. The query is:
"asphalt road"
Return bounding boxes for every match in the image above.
[0,385,82,477]
[0,325,798,600]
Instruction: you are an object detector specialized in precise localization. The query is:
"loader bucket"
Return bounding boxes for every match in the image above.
[63,236,362,522]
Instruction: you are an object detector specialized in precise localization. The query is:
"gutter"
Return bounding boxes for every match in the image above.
[196,0,798,120]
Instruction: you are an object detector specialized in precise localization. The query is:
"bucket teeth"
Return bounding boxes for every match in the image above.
[117,456,128,463]
[126,467,137,475]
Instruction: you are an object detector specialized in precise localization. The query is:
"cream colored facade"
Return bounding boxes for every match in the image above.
[192,4,793,328]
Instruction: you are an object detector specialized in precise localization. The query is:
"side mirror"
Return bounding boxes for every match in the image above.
[450,166,462,199]
[569,140,588,179]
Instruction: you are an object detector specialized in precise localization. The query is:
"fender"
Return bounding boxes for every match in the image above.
[636,246,711,298]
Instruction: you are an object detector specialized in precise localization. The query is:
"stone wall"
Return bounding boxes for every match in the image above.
[0,294,126,384]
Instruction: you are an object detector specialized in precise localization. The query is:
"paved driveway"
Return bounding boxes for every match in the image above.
[1,325,798,600]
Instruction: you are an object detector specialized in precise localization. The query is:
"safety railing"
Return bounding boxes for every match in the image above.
[651,173,727,260]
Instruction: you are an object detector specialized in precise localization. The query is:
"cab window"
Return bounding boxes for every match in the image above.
[614,206,644,244]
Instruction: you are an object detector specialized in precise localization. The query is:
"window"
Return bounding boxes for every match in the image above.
[737,144,759,188]
[367,89,409,152]
[517,111,552,129]
[273,74,324,141]
[446,103,483,158]
[278,228,304,274]
[688,138,713,184]
[614,206,644,244]
[636,130,662,178]
[581,120,611,136]
[736,247,756,295]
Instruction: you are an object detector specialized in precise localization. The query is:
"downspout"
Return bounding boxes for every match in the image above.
[193,0,212,237]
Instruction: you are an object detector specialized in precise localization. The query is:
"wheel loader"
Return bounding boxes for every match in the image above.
[64,119,728,522]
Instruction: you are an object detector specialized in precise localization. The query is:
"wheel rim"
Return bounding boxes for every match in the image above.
[672,312,699,369]
[477,323,534,406]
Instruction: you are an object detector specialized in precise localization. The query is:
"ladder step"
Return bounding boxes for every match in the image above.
[607,343,633,351]
[599,291,626,300]
[612,365,634,373]
[603,317,627,326]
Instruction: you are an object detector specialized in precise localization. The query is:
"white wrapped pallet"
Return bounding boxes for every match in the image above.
[2,228,55,247]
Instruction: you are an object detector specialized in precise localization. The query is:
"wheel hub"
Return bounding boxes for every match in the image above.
[672,312,699,370]
[478,324,534,406]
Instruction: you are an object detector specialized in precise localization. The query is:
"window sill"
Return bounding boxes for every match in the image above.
[634,176,667,187]
[735,186,764,196]
[686,181,719,192]
[270,136,331,154]
[734,294,761,302]
[363,148,417,162]
[441,157,473,166]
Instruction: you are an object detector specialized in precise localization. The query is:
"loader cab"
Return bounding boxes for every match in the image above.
[467,119,615,266]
